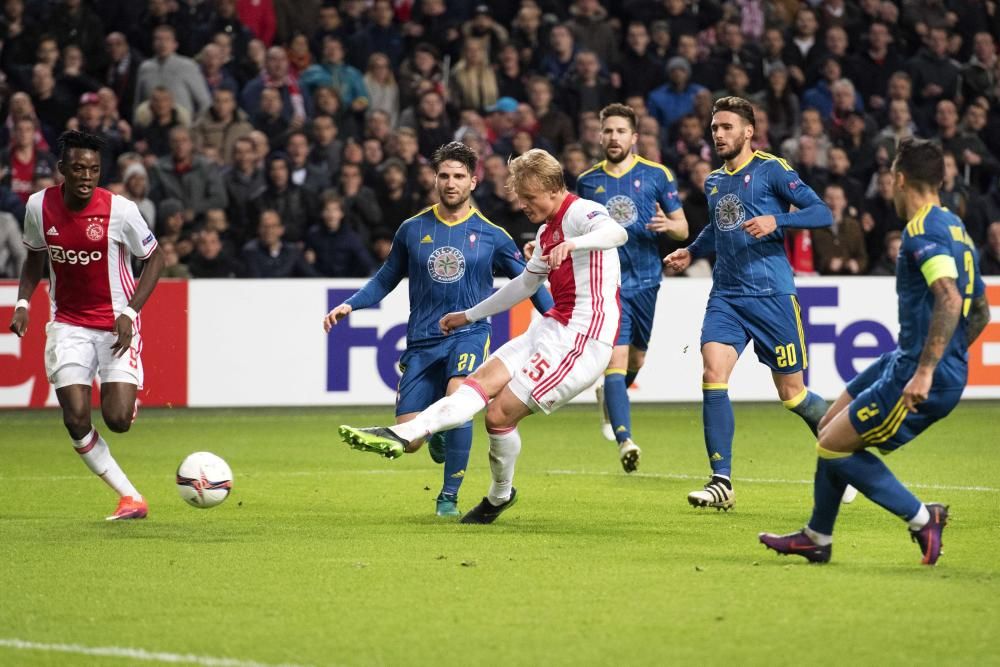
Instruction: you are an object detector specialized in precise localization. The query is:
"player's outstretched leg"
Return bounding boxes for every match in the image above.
[688,382,736,510]
[461,425,521,524]
[604,368,641,472]
[437,423,473,517]
[339,426,407,459]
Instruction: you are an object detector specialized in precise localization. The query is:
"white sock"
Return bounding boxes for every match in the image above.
[908,504,930,531]
[486,426,522,506]
[391,382,489,442]
[803,525,833,546]
[73,428,141,500]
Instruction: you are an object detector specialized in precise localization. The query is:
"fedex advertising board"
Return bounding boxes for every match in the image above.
[2,278,999,407]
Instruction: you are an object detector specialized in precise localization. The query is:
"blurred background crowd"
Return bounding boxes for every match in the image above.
[1,0,1000,280]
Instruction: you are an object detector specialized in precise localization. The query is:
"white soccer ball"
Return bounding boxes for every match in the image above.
[176,452,233,509]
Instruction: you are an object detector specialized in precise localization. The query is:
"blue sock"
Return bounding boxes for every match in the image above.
[624,368,639,388]
[807,454,847,535]
[816,447,922,523]
[783,389,827,437]
[703,383,735,477]
[441,422,473,498]
[604,370,631,443]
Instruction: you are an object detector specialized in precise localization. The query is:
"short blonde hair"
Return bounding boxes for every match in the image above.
[506,148,565,194]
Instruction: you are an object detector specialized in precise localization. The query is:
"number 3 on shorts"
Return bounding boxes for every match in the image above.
[524,352,550,381]
[774,343,797,369]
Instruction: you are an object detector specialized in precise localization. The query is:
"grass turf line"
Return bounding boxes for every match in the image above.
[1,402,998,666]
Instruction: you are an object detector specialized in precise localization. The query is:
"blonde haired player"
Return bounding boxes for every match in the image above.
[338,148,627,523]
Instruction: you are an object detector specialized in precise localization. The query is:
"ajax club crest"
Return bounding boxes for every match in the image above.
[606,194,638,227]
[428,246,466,283]
[715,193,746,232]
[85,217,105,241]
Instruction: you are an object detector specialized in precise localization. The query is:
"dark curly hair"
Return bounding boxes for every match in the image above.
[431,141,478,175]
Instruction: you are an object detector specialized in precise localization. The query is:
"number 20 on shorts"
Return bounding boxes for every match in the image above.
[774,343,797,368]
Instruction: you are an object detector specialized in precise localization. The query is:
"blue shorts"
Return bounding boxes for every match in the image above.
[616,286,659,350]
[396,331,490,416]
[700,294,807,373]
[846,351,963,452]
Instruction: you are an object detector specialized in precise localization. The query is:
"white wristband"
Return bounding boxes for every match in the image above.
[121,306,138,321]
[15,299,29,311]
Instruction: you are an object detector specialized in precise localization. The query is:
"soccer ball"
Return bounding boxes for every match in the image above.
[176,452,233,509]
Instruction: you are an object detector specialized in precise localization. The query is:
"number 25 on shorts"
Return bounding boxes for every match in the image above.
[774,343,797,369]
[523,353,550,381]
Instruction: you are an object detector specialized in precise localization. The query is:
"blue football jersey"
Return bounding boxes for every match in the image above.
[689,151,831,297]
[896,204,985,387]
[345,205,551,344]
[576,155,682,293]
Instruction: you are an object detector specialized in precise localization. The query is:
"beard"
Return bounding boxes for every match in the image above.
[604,145,629,164]
[716,135,746,161]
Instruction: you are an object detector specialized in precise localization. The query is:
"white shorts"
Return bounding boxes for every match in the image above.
[493,316,612,414]
[45,321,144,389]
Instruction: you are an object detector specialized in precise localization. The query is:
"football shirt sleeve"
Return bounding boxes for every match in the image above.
[567,201,627,250]
[22,196,45,250]
[657,167,683,214]
[769,163,833,230]
[345,222,409,310]
[903,221,958,286]
[118,199,158,259]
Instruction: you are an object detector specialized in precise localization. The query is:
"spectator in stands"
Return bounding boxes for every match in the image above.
[300,36,368,113]
[390,127,423,183]
[981,222,1000,275]
[647,57,706,137]
[158,240,191,278]
[285,32,313,78]
[649,21,672,65]
[848,22,903,114]
[802,58,849,120]
[814,183,867,275]
[375,158,418,227]
[312,85,360,141]
[134,86,190,158]
[539,23,577,84]
[710,21,762,92]
[122,162,156,229]
[251,86,291,146]
[461,5,508,63]
[0,117,56,204]
[337,160,382,240]
[237,0,276,47]
[30,63,75,135]
[828,79,871,145]
[908,27,960,122]
[782,7,824,89]
[351,0,403,70]
[242,209,317,278]
[528,76,574,155]
[567,0,618,68]
[860,169,901,262]
[818,0,863,35]
[198,43,239,96]
[617,22,663,101]
[157,198,193,260]
[753,64,799,146]
[782,107,831,167]
[135,25,211,117]
[934,98,999,193]
[370,227,393,263]
[665,114,713,173]
[52,0,105,75]
[285,129,330,195]
[188,228,243,278]
[794,135,829,192]
[306,196,375,277]
[57,45,102,101]
[309,113,343,178]
[826,146,865,213]
[759,27,786,81]
[223,136,265,247]
[449,37,499,113]
[0,0,40,70]
[941,150,988,245]
[309,2,346,56]
[241,45,308,123]
[250,152,319,243]
[149,126,228,225]
[363,53,400,127]
[103,33,140,119]
[404,0,461,62]
[0,209,25,278]
[559,50,615,120]
[404,89,452,159]
[714,64,753,103]
[869,230,902,276]
[963,33,999,106]
[496,44,528,103]
[191,89,251,167]
[875,98,917,160]
[398,43,443,110]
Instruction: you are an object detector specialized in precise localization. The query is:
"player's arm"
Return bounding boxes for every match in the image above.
[543,204,626,269]
[324,226,408,331]
[494,233,554,314]
[903,234,964,412]
[443,266,549,334]
[8,249,46,337]
[966,295,991,346]
[744,164,833,238]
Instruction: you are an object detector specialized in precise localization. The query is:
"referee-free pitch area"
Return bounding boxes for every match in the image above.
[2,403,998,666]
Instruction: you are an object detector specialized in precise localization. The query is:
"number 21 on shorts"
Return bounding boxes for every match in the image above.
[523,352,550,381]
[774,343,797,368]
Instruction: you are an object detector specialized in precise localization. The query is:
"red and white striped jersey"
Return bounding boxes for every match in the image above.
[23,185,158,332]
[527,194,621,345]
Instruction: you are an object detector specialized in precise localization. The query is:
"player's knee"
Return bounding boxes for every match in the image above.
[702,368,727,385]
[103,411,132,434]
[484,403,512,432]
[62,411,91,439]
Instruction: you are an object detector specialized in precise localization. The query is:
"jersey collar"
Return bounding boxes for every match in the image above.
[601,154,639,179]
[433,203,476,227]
[723,151,756,176]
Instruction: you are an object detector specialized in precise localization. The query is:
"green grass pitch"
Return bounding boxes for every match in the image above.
[2,402,999,666]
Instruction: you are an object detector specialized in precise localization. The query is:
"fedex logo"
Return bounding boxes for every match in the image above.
[325,288,524,392]
[798,285,896,384]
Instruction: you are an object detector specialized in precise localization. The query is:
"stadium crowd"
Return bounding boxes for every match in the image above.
[1,0,1000,280]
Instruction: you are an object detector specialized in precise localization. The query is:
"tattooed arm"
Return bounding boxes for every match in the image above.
[903,277,963,413]
[966,295,991,346]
